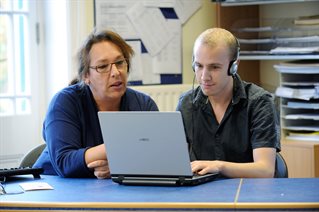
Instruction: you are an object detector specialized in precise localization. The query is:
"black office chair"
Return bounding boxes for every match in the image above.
[274,152,288,178]
[19,143,46,167]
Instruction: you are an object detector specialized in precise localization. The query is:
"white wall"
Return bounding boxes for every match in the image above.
[43,0,95,107]
[43,0,69,103]
[182,0,216,83]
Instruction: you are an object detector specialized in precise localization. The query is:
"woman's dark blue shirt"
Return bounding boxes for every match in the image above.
[33,84,158,177]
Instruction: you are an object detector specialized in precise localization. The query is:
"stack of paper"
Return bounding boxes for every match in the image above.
[286,131,319,142]
[275,87,318,100]
[285,114,319,120]
[287,101,319,109]
[276,87,319,100]
[274,61,319,74]
[270,46,319,55]
[275,60,319,141]
[294,14,319,25]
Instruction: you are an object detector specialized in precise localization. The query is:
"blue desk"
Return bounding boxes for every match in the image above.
[236,178,319,210]
[1,176,319,211]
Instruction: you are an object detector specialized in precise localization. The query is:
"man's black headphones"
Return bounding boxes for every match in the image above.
[228,38,240,76]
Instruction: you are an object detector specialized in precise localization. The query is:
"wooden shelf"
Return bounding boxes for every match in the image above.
[216,4,260,85]
[216,0,318,7]
[240,55,319,60]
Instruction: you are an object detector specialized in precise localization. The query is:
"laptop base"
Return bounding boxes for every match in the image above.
[112,173,219,186]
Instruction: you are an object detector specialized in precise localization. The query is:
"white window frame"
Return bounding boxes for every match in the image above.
[0,0,91,168]
[0,0,44,168]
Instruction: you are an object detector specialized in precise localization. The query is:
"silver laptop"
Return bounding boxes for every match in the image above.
[98,111,218,186]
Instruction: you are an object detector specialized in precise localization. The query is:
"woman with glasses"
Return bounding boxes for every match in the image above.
[33,30,158,179]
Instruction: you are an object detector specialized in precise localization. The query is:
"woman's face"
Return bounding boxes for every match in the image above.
[85,41,128,103]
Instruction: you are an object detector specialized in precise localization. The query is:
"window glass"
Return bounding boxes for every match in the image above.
[0,98,14,115]
[16,97,30,114]
[0,0,11,10]
[13,0,28,11]
[0,0,31,116]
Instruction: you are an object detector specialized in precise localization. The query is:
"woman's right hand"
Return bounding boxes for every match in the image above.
[87,159,110,179]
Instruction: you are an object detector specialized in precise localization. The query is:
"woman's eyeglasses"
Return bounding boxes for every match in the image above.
[89,58,128,74]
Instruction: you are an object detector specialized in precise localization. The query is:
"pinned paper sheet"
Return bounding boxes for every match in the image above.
[19,182,54,191]
[126,2,174,56]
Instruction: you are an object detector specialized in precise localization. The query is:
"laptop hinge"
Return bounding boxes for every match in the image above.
[113,175,181,186]
[122,179,178,186]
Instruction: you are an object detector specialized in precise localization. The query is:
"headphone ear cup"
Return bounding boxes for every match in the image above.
[228,43,240,76]
[228,60,238,76]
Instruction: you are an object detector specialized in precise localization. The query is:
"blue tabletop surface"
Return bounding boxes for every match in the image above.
[2,175,240,203]
[238,178,319,203]
[2,175,319,211]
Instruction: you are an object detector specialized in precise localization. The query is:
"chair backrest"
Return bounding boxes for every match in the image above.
[274,152,288,178]
[19,143,46,167]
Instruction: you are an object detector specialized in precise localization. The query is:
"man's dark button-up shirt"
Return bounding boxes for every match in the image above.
[176,74,281,162]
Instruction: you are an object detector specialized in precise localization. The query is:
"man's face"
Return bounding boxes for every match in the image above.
[193,43,233,98]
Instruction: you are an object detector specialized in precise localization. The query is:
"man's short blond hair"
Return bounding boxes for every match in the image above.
[194,28,239,61]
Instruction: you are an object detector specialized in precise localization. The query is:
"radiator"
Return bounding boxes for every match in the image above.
[131,84,193,111]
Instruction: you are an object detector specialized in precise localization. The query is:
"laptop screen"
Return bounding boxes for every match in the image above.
[98,111,193,177]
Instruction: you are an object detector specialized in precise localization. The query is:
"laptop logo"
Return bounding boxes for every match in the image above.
[139,138,150,142]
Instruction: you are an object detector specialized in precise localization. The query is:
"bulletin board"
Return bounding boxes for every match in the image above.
[94,0,201,85]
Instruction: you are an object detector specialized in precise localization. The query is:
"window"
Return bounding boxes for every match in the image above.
[0,0,42,168]
[0,0,85,168]
[0,0,32,116]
